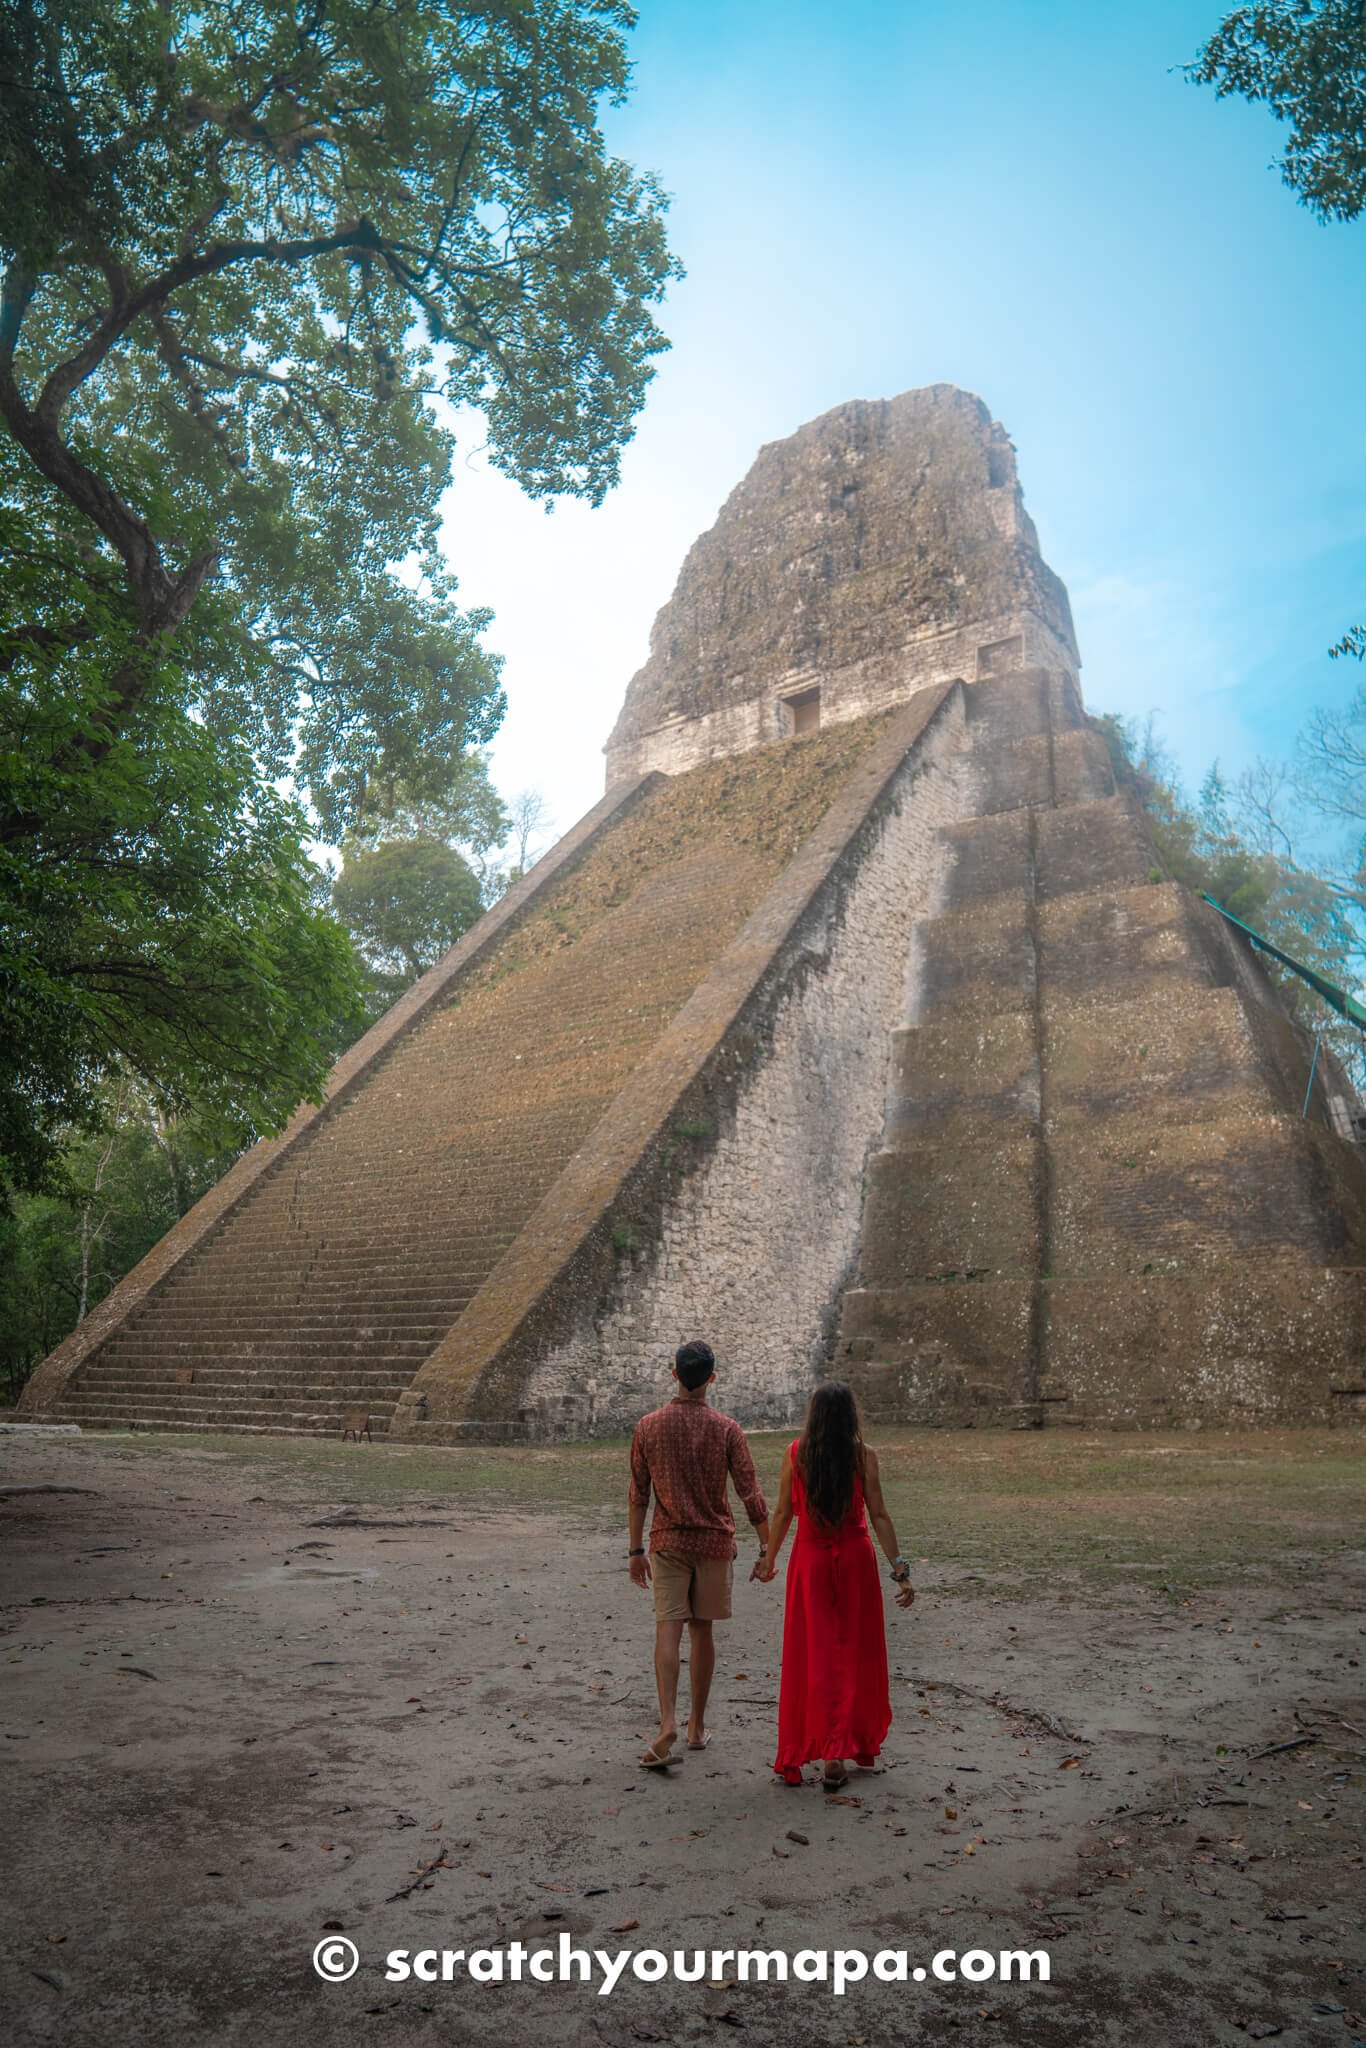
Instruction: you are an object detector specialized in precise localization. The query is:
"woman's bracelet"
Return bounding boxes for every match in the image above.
[889,1556,910,1582]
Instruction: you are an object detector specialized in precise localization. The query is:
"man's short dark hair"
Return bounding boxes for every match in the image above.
[674,1341,715,1390]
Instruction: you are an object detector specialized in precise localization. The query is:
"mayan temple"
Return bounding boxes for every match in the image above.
[21,385,1366,1439]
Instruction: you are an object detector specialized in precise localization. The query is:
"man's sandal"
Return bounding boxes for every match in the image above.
[639,1735,679,1770]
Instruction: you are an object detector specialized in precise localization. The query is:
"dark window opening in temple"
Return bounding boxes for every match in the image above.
[783,687,821,736]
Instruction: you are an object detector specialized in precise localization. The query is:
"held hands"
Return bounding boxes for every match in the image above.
[751,1555,777,1582]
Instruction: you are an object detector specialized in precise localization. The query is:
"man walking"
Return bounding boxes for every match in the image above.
[628,1340,770,1768]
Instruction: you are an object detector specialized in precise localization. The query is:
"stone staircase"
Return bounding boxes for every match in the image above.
[48,719,892,1436]
[837,668,1366,1426]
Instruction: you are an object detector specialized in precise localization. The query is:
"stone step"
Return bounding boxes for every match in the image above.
[963,668,1055,745]
[76,1365,418,1393]
[965,724,1117,817]
[1035,882,1218,1000]
[157,1273,497,1301]
[62,1411,395,1438]
[174,1242,514,1273]
[837,1277,1033,1426]
[108,1311,456,1336]
[1048,1112,1366,1273]
[1039,1267,1366,1423]
[177,1238,516,1269]
[95,1328,436,1353]
[66,1392,405,1425]
[914,890,1035,1017]
[1034,795,1155,900]
[1041,983,1269,1127]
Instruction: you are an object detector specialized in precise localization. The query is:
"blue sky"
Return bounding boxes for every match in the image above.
[438,0,1366,849]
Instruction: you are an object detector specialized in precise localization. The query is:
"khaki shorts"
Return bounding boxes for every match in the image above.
[651,1551,733,1623]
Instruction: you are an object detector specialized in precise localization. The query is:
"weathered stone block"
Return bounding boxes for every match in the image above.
[916,893,1035,1016]
[1035,796,1155,899]
[1048,1111,1366,1275]
[1040,1267,1366,1424]
[1042,984,1265,1124]
[859,1140,1039,1283]
[886,1009,1039,1143]
[941,811,1033,907]
[1036,883,1211,998]
[964,668,1053,744]
[839,1280,1034,1423]
[1051,728,1117,805]
[974,732,1054,815]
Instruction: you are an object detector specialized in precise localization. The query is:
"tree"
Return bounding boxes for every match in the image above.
[1189,3,1365,660]
[344,749,509,861]
[0,689,367,1199]
[506,787,555,871]
[1099,711,1366,1083]
[0,1075,241,1398]
[1188,1,1366,223]
[0,0,676,1196]
[1299,680,1366,823]
[332,834,483,990]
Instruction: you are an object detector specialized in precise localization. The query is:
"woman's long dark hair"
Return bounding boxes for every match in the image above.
[796,1380,865,1529]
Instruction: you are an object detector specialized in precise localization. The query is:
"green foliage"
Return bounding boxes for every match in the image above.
[1190,8,1363,661]
[1188,0,1366,223]
[0,661,367,1201]
[673,1116,714,1140]
[344,750,509,861]
[1097,712,1364,1065]
[0,1079,239,1398]
[0,0,675,1197]
[1,0,676,829]
[332,834,483,989]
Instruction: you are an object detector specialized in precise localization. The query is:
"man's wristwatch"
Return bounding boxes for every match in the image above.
[628,1547,645,1557]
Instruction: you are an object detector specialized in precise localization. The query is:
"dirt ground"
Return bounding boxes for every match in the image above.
[0,1424,1362,2048]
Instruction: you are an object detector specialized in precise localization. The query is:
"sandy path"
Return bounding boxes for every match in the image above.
[1,1431,1362,2047]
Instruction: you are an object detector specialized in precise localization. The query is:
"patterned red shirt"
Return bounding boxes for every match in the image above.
[629,1395,769,1562]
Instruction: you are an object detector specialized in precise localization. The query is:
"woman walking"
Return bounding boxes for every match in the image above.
[756,1381,914,1789]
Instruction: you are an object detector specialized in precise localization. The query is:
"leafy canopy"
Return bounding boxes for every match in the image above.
[1,0,676,832]
[1189,4,1364,661]
[333,833,484,981]
[0,0,676,1198]
[1189,0,1366,224]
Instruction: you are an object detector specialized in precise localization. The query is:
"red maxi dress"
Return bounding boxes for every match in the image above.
[774,1442,892,1781]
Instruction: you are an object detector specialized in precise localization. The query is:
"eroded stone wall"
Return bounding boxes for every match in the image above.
[606,607,1075,784]
[520,693,972,1432]
[605,384,1079,786]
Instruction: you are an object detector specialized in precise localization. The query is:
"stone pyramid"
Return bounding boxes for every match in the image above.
[22,387,1366,1439]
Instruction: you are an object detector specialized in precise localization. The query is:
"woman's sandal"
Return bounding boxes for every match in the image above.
[821,1770,850,1792]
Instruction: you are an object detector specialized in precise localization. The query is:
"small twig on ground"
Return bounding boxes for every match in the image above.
[1247,1734,1319,1762]
[917,1677,1082,1745]
[385,1845,452,1902]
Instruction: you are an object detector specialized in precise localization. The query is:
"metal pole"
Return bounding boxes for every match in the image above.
[1301,1022,1326,1118]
